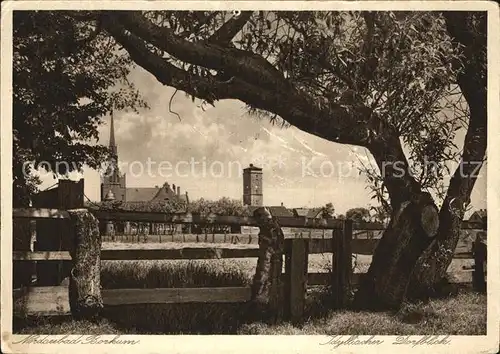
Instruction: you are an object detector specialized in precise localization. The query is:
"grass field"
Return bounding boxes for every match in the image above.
[239,291,486,335]
[13,241,484,335]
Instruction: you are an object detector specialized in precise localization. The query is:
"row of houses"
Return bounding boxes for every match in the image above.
[102,204,326,236]
[243,205,324,218]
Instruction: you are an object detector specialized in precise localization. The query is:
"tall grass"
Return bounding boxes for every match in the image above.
[14,255,486,335]
[99,259,255,333]
[100,259,253,289]
[15,259,256,334]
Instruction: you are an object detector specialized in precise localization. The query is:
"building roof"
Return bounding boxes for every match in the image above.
[469,209,487,220]
[293,208,323,218]
[293,208,309,217]
[307,208,323,218]
[150,185,178,202]
[268,206,294,217]
[125,183,189,203]
[125,187,159,202]
[243,163,263,172]
[243,205,293,217]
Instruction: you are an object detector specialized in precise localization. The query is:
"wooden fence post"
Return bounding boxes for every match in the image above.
[284,238,308,323]
[331,219,353,309]
[473,231,487,293]
[251,207,285,323]
[106,220,115,242]
[13,219,34,288]
[32,179,83,285]
[67,209,103,320]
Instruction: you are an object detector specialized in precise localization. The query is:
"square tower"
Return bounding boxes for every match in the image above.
[243,164,263,206]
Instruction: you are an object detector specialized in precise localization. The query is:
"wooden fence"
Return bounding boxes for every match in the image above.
[13,206,353,322]
[13,207,487,324]
[12,179,486,323]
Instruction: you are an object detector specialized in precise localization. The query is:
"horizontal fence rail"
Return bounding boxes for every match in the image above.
[12,243,474,261]
[14,286,252,316]
[13,208,71,219]
[14,270,477,317]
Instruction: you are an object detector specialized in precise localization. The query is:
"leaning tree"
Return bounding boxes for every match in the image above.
[69,10,486,309]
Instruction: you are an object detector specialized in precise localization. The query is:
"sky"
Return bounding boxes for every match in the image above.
[37,65,487,216]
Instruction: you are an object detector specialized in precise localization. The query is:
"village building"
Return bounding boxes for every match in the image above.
[100,113,189,235]
[469,209,487,223]
[100,113,189,205]
[469,209,487,231]
[242,164,263,206]
[292,208,323,219]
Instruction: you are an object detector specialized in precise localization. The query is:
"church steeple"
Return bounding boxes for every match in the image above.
[101,110,126,202]
[109,110,117,155]
[105,110,120,183]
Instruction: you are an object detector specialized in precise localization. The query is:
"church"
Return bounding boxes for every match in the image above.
[100,113,189,205]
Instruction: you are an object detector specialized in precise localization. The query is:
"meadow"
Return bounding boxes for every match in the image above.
[14,240,485,335]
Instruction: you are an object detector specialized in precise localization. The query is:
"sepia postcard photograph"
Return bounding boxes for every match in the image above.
[1,1,499,353]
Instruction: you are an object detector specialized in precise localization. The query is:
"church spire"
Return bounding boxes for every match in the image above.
[109,110,117,155]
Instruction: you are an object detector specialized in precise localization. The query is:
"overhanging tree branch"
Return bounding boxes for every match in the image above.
[102,13,376,147]
[103,11,285,90]
[207,11,253,44]
[102,20,237,104]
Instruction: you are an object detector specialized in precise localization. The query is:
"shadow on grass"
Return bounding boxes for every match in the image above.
[240,286,486,335]
[102,302,255,334]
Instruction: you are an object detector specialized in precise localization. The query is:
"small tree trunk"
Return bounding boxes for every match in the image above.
[406,11,487,299]
[251,207,285,323]
[67,209,103,320]
[407,100,486,298]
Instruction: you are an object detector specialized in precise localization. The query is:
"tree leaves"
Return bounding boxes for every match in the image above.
[346,207,371,222]
[88,199,187,213]
[13,11,149,206]
[187,197,246,216]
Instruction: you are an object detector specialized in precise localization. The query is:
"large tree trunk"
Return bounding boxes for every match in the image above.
[354,11,486,308]
[353,137,440,309]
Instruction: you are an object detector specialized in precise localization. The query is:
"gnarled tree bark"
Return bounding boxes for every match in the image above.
[251,207,285,323]
[407,11,487,299]
[353,135,441,309]
[67,209,103,320]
